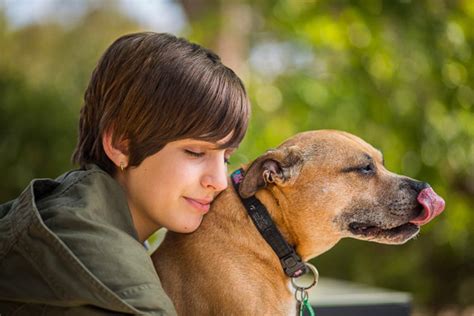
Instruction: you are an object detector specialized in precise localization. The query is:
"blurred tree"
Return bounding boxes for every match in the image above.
[0,68,76,200]
[0,3,142,198]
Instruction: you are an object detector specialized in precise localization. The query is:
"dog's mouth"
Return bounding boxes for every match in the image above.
[346,187,445,244]
[348,221,419,242]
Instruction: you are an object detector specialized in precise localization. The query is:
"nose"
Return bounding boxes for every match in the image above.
[400,178,430,193]
[201,158,229,192]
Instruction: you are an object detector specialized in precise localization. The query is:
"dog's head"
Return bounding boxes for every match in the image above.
[239,130,445,258]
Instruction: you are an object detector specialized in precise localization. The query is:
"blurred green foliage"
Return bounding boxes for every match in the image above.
[1,0,473,313]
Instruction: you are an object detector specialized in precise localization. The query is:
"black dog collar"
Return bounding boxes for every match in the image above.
[230,168,307,278]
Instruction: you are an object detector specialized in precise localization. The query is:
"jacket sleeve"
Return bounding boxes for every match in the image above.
[0,301,140,315]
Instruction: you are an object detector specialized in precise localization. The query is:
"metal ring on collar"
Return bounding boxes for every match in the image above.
[291,262,319,290]
[294,287,309,302]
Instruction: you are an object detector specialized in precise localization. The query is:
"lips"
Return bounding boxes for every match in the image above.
[184,197,212,214]
[410,187,445,226]
[348,221,419,243]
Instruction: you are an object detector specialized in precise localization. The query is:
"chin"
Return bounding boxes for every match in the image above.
[170,216,204,234]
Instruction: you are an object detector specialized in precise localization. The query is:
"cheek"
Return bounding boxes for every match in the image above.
[340,174,385,202]
[149,160,204,199]
[318,181,360,208]
[167,161,203,186]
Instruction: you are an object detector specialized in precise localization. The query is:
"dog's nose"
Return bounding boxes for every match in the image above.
[411,181,430,193]
[400,179,430,193]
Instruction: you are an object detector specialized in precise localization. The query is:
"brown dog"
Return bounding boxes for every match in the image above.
[152,130,445,315]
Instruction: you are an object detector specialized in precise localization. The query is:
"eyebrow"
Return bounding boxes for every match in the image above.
[188,140,237,151]
[212,145,238,151]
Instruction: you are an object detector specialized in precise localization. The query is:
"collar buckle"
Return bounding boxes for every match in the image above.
[281,253,307,278]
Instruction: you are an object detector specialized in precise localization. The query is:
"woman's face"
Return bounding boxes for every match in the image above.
[118,135,235,241]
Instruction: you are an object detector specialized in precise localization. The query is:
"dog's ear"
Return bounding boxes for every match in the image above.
[239,146,304,198]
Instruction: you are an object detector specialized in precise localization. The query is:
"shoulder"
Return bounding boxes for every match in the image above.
[35,165,137,237]
[0,166,176,314]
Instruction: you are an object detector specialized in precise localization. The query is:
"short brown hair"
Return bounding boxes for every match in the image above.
[72,32,250,174]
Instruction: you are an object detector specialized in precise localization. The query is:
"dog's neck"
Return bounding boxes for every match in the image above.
[253,186,300,249]
[213,180,340,261]
[211,182,298,253]
[209,171,340,265]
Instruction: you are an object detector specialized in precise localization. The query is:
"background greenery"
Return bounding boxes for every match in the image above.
[1,0,472,314]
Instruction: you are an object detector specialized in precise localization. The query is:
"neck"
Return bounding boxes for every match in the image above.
[225,170,339,261]
[114,171,160,243]
[254,187,298,248]
[201,187,284,268]
[210,177,301,267]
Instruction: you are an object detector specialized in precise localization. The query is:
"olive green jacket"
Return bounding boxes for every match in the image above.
[0,165,177,315]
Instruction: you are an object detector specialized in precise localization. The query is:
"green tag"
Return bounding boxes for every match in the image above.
[299,296,315,316]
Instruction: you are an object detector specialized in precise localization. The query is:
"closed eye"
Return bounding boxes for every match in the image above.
[358,163,375,175]
[185,150,204,158]
[186,149,231,164]
[341,162,376,175]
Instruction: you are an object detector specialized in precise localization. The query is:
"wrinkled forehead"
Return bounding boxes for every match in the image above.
[336,133,383,161]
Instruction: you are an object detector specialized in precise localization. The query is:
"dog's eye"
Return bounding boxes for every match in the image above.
[359,163,375,175]
[341,162,376,175]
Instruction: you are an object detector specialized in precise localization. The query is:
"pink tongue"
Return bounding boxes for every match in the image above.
[410,187,445,226]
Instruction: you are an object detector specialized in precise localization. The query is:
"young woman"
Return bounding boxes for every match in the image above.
[0,32,250,315]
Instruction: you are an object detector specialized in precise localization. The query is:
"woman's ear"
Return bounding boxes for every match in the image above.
[102,130,129,170]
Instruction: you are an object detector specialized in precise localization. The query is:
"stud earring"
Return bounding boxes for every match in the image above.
[120,162,125,171]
